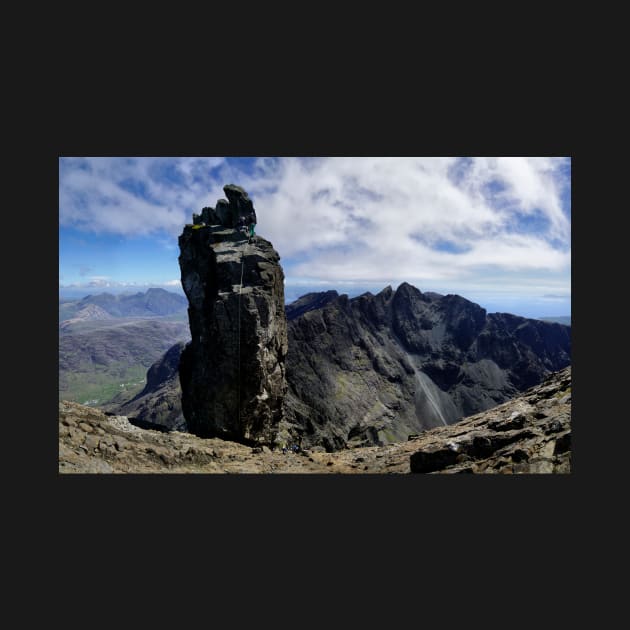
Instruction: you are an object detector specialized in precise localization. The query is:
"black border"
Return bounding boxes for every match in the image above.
[34,80,595,588]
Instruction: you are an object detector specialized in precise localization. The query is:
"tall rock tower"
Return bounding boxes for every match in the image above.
[178,185,288,445]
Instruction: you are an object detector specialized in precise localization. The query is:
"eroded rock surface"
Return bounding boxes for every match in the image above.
[178,185,287,445]
[59,366,571,474]
[282,284,570,450]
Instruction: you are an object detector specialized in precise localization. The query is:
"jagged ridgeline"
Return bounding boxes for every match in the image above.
[175,183,571,453]
[283,286,571,451]
[178,185,288,445]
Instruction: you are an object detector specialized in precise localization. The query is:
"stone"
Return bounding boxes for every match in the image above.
[409,367,570,473]
[178,187,287,446]
[410,446,460,473]
[528,458,555,474]
[85,435,100,451]
[58,364,571,473]
[544,419,564,434]
[554,432,571,454]
[489,414,526,431]
[511,448,529,462]
[284,281,570,451]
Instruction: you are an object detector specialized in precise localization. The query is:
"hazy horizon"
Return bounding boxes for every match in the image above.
[58,282,570,320]
[60,157,571,319]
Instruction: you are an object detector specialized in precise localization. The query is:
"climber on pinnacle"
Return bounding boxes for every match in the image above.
[246,210,257,243]
[237,214,248,239]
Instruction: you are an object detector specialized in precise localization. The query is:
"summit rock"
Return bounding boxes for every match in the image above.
[178,186,287,445]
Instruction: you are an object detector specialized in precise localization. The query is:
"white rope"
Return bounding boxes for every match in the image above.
[237,243,245,428]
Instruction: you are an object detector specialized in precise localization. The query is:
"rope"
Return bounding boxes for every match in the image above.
[237,241,245,428]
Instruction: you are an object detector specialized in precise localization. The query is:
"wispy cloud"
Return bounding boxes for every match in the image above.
[59,156,570,305]
[542,293,571,300]
[235,157,571,284]
[59,157,227,237]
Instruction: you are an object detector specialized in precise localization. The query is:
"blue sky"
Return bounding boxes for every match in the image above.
[59,157,571,318]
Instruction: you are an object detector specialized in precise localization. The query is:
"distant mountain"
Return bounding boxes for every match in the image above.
[107,341,188,431]
[59,319,190,405]
[539,316,571,325]
[285,290,340,320]
[59,304,113,331]
[115,284,571,452]
[59,288,188,321]
[281,283,571,450]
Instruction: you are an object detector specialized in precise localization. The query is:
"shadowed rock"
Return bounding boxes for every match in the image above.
[58,366,571,474]
[409,367,571,473]
[178,187,287,445]
[115,341,188,432]
[193,184,257,229]
[283,283,570,451]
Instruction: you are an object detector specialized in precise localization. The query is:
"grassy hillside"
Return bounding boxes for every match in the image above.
[59,319,190,406]
[60,364,149,406]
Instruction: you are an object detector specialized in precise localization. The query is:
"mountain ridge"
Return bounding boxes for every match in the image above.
[280,282,570,450]
[106,283,570,451]
[59,288,188,321]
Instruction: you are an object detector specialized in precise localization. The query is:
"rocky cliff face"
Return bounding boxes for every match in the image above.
[113,341,187,431]
[282,284,570,451]
[407,366,571,474]
[178,185,288,445]
[58,366,571,474]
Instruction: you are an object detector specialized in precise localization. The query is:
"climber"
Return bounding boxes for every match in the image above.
[236,215,248,239]
[246,210,257,243]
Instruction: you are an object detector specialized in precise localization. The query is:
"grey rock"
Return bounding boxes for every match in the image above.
[178,187,287,445]
[283,283,570,450]
[409,367,571,473]
[85,435,100,451]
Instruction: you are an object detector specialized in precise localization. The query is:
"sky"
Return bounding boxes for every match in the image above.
[59,157,571,318]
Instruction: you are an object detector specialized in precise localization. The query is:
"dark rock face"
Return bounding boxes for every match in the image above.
[116,341,187,432]
[285,290,340,321]
[408,367,572,474]
[193,184,257,229]
[283,283,570,451]
[178,186,288,445]
[58,366,570,474]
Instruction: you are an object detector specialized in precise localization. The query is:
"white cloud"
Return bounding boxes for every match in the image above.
[59,157,228,237]
[460,157,570,241]
[59,156,570,300]
[240,157,570,278]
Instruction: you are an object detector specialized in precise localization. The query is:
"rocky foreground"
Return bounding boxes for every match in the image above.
[59,366,571,474]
